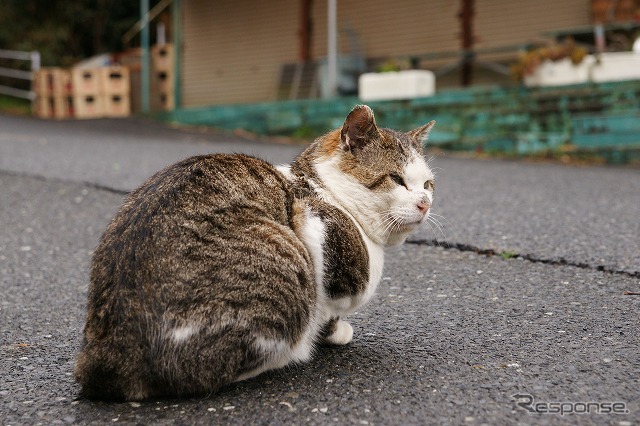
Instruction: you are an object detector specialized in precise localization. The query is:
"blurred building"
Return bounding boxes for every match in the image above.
[171,0,638,107]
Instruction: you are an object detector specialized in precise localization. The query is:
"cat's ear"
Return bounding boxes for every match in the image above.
[407,120,436,148]
[340,105,380,152]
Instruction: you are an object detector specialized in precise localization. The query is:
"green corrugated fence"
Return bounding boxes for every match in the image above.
[160,80,640,163]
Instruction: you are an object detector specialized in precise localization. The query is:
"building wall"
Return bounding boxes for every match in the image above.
[309,0,459,59]
[182,0,299,107]
[474,0,591,50]
[181,0,592,107]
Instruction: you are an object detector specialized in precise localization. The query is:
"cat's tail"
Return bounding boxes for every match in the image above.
[73,331,242,401]
[74,339,151,401]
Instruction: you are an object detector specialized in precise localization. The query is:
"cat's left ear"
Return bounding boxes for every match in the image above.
[407,120,436,149]
[340,105,380,152]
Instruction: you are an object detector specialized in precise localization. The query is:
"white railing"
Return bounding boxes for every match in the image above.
[0,49,40,100]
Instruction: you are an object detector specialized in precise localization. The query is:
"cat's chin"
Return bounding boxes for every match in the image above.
[385,225,419,246]
[385,233,411,246]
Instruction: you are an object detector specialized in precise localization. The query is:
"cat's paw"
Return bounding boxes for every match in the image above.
[324,320,353,345]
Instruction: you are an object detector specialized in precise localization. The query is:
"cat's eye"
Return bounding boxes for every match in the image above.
[389,173,406,188]
[424,180,434,191]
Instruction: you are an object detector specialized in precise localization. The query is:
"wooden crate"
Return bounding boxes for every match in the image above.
[34,68,71,97]
[71,68,102,95]
[104,93,131,118]
[73,94,105,119]
[156,70,174,93]
[34,97,52,119]
[159,91,175,110]
[100,66,130,95]
[51,96,73,119]
[34,96,73,119]
[151,44,174,72]
[114,48,142,70]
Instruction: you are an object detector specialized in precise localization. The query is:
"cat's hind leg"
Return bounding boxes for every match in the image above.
[322,318,353,345]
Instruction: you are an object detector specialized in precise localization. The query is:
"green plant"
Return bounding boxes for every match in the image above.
[500,250,518,260]
[510,38,588,82]
[377,59,403,73]
[0,95,31,115]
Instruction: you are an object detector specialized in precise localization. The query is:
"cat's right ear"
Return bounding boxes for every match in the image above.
[407,120,436,148]
[340,105,380,152]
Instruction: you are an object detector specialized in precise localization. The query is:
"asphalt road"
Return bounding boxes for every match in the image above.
[1,114,638,425]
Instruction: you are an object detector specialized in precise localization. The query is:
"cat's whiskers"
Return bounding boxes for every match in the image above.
[423,219,439,239]
[427,211,450,238]
[376,209,404,236]
[426,156,441,178]
[380,206,423,236]
[429,211,449,223]
[380,203,447,241]
[426,215,446,238]
[380,214,402,235]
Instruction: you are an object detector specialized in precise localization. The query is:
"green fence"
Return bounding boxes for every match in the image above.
[161,80,640,162]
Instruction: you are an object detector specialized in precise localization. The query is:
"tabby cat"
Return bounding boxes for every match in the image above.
[74,105,436,400]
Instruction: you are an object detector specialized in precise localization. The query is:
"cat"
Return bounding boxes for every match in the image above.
[74,105,436,401]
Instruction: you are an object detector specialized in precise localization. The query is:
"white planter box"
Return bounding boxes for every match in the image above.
[524,52,640,87]
[591,52,640,82]
[359,70,435,101]
[524,57,593,87]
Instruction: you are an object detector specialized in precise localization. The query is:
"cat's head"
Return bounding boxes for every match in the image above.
[313,105,435,246]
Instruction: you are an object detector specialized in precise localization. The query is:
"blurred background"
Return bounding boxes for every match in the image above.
[1,0,640,163]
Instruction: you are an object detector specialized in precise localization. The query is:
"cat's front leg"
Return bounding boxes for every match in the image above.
[321,317,353,345]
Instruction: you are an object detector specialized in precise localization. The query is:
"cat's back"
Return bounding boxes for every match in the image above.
[92,153,298,294]
[77,154,315,400]
[121,153,292,227]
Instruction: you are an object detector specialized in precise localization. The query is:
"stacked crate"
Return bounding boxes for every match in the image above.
[101,67,131,118]
[71,68,103,119]
[33,68,73,119]
[151,44,175,110]
[116,48,144,113]
[71,66,131,119]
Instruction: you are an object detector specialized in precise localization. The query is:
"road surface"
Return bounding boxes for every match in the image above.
[1,114,638,425]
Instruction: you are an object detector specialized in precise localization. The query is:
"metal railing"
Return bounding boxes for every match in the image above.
[0,49,40,100]
[121,0,172,45]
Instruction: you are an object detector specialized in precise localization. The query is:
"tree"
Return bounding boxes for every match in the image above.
[0,0,160,66]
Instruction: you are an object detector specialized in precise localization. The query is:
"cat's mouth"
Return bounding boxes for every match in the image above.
[397,220,422,231]
[384,207,429,235]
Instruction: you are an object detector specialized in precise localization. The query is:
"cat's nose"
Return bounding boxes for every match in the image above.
[417,201,430,214]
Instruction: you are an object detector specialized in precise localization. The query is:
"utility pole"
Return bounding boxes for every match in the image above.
[141,0,150,113]
[327,0,338,98]
[459,0,474,87]
[299,0,312,62]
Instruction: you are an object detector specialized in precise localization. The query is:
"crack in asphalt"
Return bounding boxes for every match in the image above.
[406,239,640,279]
[0,169,130,196]
[3,169,638,280]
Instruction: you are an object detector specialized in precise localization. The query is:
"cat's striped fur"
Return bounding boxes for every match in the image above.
[74,105,435,400]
